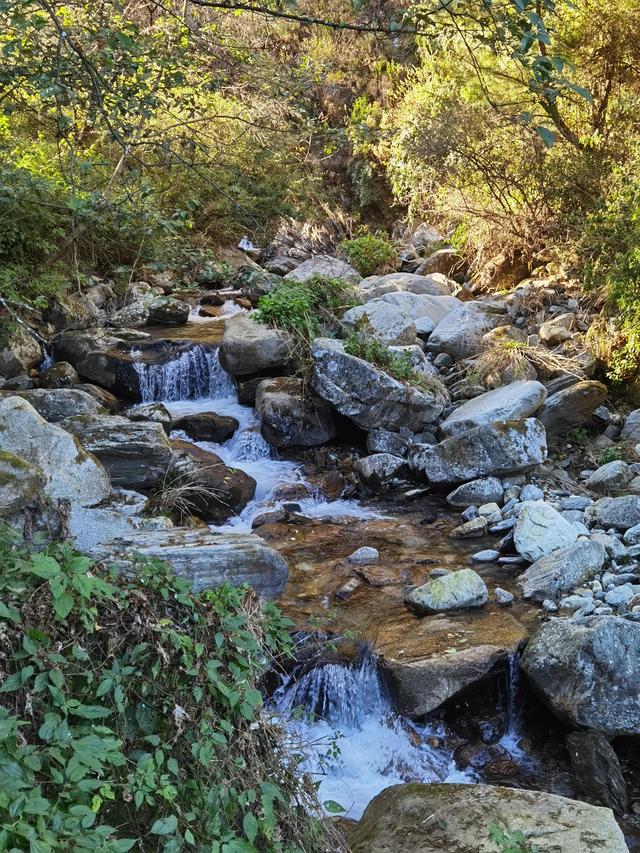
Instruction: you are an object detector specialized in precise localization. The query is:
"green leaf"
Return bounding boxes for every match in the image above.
[534,125,555,147]
[150,815,178,835]
[69,705,109,719]
[0,602,20,623]
[52,589,73,621]
[29,554,61,579]
[242,812,258,845]
[323,800,346,814]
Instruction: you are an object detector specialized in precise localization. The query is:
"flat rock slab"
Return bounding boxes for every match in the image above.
[518,538,606,600]
[89,529,289,599]
[349,782,628,853]
[440,380,547,438]
[513,500,578,562]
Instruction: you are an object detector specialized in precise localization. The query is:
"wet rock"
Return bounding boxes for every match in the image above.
[108,301,149,328]
[594,495,640,531]
[172,411,239,443]
[513,501,578,562]
[125,402,173,433]
[354,453,407,488]
[283,254,361,285]
[349,782,628,853]
[439,380,547,438]
[169,440,256,523]
[251,509,287,528]
[219,314,292,376]
[472,549,500,562]
[68,499,172,552]
[446,477,504,507]
[449,517,488,538]
[334,577,363,599]
[0,450,45,516]
[0,397,110,507]
[366,429,409,457]
[494,588,514,606]
[359,271,452,300]
[427,301,511,360]
[341,301,417,345]
[2,375,34,391]
[89,530,288,599]
[39,361,79,388]
[0,388,106,422]
[255,377,337,448]
[566,731,627,816]
[0,325,43,378]
[312,338,443,432]
[347,546,379,565]
[621,409,640,443]
[62,414,172,489]
[146,296,190,326]
[408,419,547,484]
[517,539,606,600]
[405,568,488,614]
[585,461,634,494]
[521,616,640,736]
[76,383,120,413]
[537,381,608,436]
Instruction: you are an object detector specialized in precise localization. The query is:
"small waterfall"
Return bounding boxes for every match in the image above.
[132,345,235,402]
[505,649,520,736]
[271,649,470,819]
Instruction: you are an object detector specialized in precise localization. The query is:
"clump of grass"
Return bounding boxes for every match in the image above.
[340,233,397,277]
[145,470,225,523]
[343,332,449,401]
[466,340,587,388]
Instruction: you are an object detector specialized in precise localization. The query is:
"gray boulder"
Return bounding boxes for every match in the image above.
[125,402,172,433]
[379,291,461,323]
[0,450,45,516]
[427,301,511,360]
[62,414,172,489]
[255,377,337,448]
[446,477,504,507]
[522,616,640,736]
[439,380,547,438]
[416,246,466,276]
[146,297,190,326]
[341,301,416,345]
[585,461,633,494]
[359,272,452,300]
[0,397,110,507]
[621,409,640,443]
[353,453,407,488]
[594,495,640,531]
[408,418,547,484]
[566,731,628,816]
[39,361,80,388]
[537,381,608,436]
[108,301,149,328]
[89,529,288,599]
[219,314,292,376]
[0,325,43,378]
[349,783,628,853]
[283,254,361,285]
[366,429,409,457]
[405,569,488,614]
[0,388,106,422]
[513,500,578,562]
[171,411,239,443]
[312,338,444,432]
[518,538,606,600]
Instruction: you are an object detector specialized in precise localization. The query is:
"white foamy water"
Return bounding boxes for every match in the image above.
[271,652,471,820]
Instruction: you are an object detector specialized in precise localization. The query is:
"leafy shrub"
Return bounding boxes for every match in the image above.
[0,529,330,852]
[343,333,448,400]
[340,234,397,277]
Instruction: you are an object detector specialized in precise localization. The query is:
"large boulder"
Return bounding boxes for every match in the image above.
[108,301,149,329]
[169,440,256,522]
[283,254,361,285]
[61,414,172,489]
[379,292,461,324]
[439,380,547,438]
[255,377,338,448]
[408,418,547,484]
[621,409,640,443]
[146,296,190,326]
[171,411,238,443]
[68,495,173,552]
[446,477,504,507]
[89,529,288,599]
[0,450,45,516]
[513,500,578,562]
[0,388,106,422]
[38,361,80,388]
[566,731,628,816]
[311,338,444,432]
[0,397,110,507]
[594,495,640,531]
[585,461,634,494]
[521,616,640,736]
[537,380,608,436]
[359,272,452,300]
[353,453,407,488]
[405,569,488,614]
[427,301,511,360]
[341,301,417,345]
[416,247,467,276]
[219,314,292,376]
[0,325,43,378]
[518,538,606,600]
[349,783,628,853]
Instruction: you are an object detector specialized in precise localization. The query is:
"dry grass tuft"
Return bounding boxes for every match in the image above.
[464,340,587,388]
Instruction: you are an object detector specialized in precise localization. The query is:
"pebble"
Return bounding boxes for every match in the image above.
[542,599,558,612]
[489,518,517,532]
[498,556,525,565]
[471,549,500,563]
[561,496,592,511]
[461,506,479,521]
[605,585,635,607]
[347,546,380,565]
[449,517,489,538]
[520,484,544,501]
[494,588,514,606]
[430,568,452,578]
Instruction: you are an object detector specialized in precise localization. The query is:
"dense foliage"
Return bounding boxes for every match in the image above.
[340,234,396,277]
[0,529,330,851]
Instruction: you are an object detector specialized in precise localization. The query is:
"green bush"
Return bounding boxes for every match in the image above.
[340,234,397,277]
[0,529,330,852]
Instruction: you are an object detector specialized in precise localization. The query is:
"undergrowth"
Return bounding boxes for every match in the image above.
[0,528,335,852]
[340,234,397,277]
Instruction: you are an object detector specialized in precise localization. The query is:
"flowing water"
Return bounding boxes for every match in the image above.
[271,649,471,819]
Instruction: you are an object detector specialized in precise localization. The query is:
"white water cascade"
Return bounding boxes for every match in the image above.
[271,650,471,820]
[132,345,235,402]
